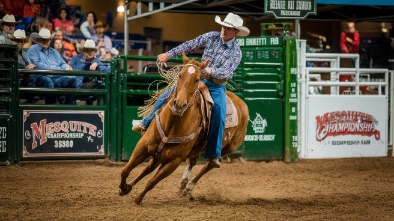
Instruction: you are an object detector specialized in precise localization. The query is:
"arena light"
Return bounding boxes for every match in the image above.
[117,6,125,13]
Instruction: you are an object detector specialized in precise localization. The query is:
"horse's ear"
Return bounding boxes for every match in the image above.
[182,52,189,64]
[200,59,209,68]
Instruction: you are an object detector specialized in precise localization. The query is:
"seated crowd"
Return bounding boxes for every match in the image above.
[0,3,116,105]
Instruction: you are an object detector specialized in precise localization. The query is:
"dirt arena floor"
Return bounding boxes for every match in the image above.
[1,157,393,221]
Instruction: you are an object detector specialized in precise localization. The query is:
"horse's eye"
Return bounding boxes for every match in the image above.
[178,74,181,79]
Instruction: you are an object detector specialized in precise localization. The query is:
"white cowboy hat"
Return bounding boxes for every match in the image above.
[8,29,27,39]
[215,13,250,36]
[30,28,53,43]
[82,39,98,51]
[0,14,21,28]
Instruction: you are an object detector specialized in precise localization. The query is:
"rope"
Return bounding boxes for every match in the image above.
[137,60,183,118]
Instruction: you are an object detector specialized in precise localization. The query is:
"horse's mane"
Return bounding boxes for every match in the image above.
[137,59,199,118]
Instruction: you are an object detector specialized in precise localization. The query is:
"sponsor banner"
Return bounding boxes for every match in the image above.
[265,0,317,19]
[22,110,105,157]
[306,96,387,158]
[0,117,10,162]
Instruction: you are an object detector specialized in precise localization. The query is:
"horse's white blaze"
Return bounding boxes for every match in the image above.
[188,66,196,74]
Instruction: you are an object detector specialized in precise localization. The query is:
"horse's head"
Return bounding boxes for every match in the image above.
[171,52,209,116]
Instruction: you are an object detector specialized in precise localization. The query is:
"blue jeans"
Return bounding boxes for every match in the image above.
[35,75,56,104]
[50,76,77,104]
[140,80,226,159]
[201,80,226,159]
[141,84,175,128]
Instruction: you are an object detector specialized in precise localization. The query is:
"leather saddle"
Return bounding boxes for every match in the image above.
[198,82,238,129]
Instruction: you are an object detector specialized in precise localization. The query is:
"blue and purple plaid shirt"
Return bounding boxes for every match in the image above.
[166,31,242,80]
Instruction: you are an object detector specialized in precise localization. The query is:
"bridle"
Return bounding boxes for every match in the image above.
[168,63,201,117]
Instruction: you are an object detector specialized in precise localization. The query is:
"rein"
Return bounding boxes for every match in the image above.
[154,111,202,159]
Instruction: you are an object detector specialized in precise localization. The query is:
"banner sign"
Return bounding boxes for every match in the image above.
[0,116,11,163]
[22,110,105,157]
[306,96,387,158]
[237,36,283,47]
[264,0,317,19]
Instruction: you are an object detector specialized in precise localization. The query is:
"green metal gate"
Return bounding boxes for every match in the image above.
[0,45,18,165]
[237,35,285,160]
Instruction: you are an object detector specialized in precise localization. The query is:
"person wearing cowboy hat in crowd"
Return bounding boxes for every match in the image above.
[27,27,77,104]
[8,29,41,103]
[69,39,110,104]
[0,14,20,44]
[8,29,35,70]
[90,21,112,61]
[132,12,249,168]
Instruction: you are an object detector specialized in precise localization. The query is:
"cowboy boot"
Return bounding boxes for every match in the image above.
[208,158,221,168]
[132,123,145,135]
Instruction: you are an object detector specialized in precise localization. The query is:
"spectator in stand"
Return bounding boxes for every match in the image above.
[9,29,35,69]
[23,0,40,19]
[340,22,360,67]
[53,7,75,35]
[80,11,96,39]
[54,28,77,62]
[91,21,112,61]
[27,28,76,104]
[8,29,41,102]
[0,14,20,44]
[50,37,68,63]
[22,0,40,33]
[340,22,360,54]
[70,39,109,104]
[0,0,25,19]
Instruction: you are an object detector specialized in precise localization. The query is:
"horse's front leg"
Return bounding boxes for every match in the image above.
[134,157,182,204]
[119,142,150,196]
[178,156,198,193]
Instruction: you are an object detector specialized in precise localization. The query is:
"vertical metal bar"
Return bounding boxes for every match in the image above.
[124,5,129,56]
[284,37,299,163]
[298,40,306,159]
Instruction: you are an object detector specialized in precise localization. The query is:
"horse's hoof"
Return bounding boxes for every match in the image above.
[119,184,132,196]
[181,189,190,197]
[178,179,188,192]
[134,197,143,205]
[182,189,194,200]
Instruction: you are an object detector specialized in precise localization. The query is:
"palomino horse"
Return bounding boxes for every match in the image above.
[119,52,249,204]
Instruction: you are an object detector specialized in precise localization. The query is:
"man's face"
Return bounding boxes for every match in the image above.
[347,22,355,33]
[83,49,96,60]
[3,23,15,34]
[54,31,64,40]
[11,39,25,51]
[95,26,104,35]
[220,26,237,42]
[37,38,51,50]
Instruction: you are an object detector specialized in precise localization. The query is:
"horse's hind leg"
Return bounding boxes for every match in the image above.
[182,145,236,196]
[182,161,213,196]
[178,156,198,193]
[134,158,182,204]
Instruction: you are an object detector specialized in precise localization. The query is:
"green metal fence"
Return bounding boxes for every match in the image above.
[2,32,297,164]
[0,45,18,165]
[16,68,112,161]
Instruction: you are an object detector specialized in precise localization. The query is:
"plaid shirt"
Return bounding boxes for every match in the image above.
[166,31,242,80]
